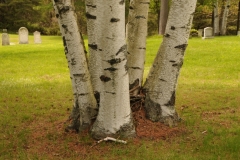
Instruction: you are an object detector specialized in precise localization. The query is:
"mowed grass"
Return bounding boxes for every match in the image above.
[0,34,240,159]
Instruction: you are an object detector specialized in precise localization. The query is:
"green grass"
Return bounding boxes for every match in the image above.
[0,35,240,159]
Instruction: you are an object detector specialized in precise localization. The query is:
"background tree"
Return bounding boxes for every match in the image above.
[159,0,169,35]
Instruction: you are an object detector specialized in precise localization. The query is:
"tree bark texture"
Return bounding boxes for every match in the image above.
[214,1,220,36]
[90,0,135,139]
[52,0,98,132]
[85,0,102,100]
[221,0,230,35]
[159,0,169,35]
[143,0,197,126]
[126,0,150,95]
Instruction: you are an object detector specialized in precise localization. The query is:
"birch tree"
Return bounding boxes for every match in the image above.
[90,0,135,139]
[159,0,169,35]
[143,0,197,126]
[126,0,150,96]
[52,0,98,132]
[221,0,231,35]
[214,0,220,35]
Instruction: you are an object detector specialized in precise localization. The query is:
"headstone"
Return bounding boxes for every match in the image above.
[34,31,42,44]
[18,27,29,44]
[237,31,240,36]
[202,27,214,39]
[198,29,203,37]
[2,29,10,46]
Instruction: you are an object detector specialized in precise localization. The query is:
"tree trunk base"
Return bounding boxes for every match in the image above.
[144,95,181,127]
[91,122,136,140]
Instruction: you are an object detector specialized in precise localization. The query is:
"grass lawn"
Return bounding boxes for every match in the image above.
[0,34,240,159]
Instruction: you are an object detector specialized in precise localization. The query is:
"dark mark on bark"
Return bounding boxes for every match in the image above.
[119,0,124,5]
[62,36,68,54]
[105,91,116,95]
[110,18,120,22]
[164,33,170,37]
[170,26,175,30]
[129,6,134,9]
[59,6,70,15]
[104,67,118,72]
[94,91,100,105]
[127,51,130,55]
[86,4,96,8]
[71,58,76,65]
[73,74,88,82]
[169,60,176,63]
[172,64,178,67]
[138,47,146,50]
[144,95,161,122]
[116,44,127,55]
[106,58,122,65]
[131,67,141,70]
[100,75,111,82]
[56,14,59,18]
[88,43,98,50]
[135,15,146,19]
[99,49,103,51]
[174,44,188,51]
[79,93,89,96]
[159,79,167,82]
[164,91,175,106]
[86,12,97,19]
[129,79,139,90]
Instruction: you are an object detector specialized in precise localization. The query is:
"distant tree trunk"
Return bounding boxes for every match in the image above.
[126,0,150,96]
[214,0,220,36]
[221,0,230,35]
[91,0,135,139]
[237,1,240,33]
[52,0,98,132]
[159,0,169,35]
[143,0,197,126]
[85,0,102,102]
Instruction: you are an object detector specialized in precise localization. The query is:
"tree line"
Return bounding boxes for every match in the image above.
[0,0,240,35]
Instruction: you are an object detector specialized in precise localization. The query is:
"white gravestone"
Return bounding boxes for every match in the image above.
[2,29,10,46]
[202,27,214,39]
[198,29,203,37]
[19,27,29,44]
[34,31,42,44]
[237,31,240,36]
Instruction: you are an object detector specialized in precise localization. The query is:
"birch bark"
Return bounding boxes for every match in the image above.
[126,0,150,95]
[52,0,98,132]
[143,0,197,126]
[221,0,230,35]
[91,0,135,139]
[214,0,220,36]
[159,0,169,35]
[85,0,102,103]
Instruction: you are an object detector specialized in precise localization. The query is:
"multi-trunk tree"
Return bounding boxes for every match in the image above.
[52,0,197,139]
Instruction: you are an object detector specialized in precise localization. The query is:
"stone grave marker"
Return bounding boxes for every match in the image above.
[34,31,42,44]
[19,27,29,44]
[2,29,10,46]
[202,27,214,39]
[198,29,203,37]
[237,31,240,36]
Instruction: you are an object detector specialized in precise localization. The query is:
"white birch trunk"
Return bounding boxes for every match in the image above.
[86,0,102,102]
[221,0,230,35]
[91,0,135,139]
[214,1,220,36]
[126,0,150,95]
[159,0,169,35]
[143,0,197,126]
[52,0,98,132]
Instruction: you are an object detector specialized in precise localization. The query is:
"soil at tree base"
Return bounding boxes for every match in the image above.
[26,103,185,159]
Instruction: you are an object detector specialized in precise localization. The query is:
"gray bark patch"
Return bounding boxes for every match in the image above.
[100,75,111,82]
[144,95,161,122]
[86,12,97,19]
[164,91,176,106]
